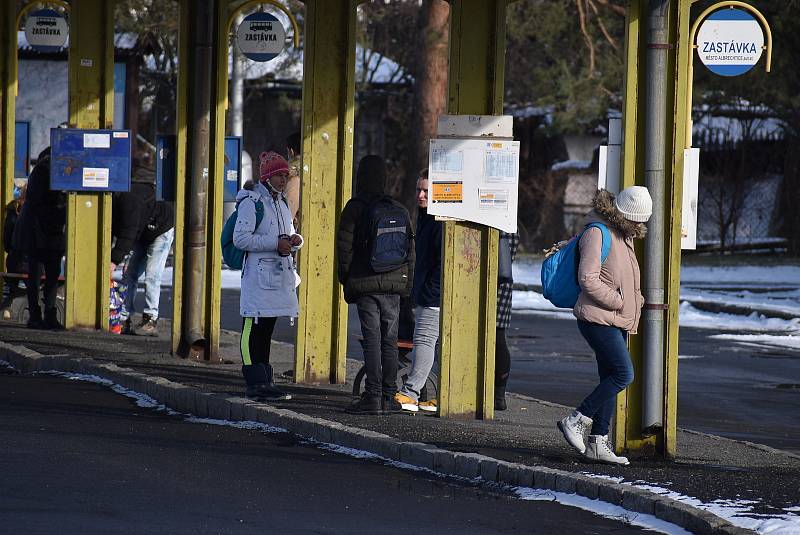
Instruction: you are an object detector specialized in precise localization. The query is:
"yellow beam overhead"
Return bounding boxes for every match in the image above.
[437,0,507,419]
[65,0,114,330]
[295,0,355,384]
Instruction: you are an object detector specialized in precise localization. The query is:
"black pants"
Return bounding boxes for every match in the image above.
[356,294,400,398]
[26,254,60,318]
[240,316,277,387]
[495,327,511,389]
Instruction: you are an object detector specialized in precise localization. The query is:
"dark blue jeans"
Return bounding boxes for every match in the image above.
[576,320,635,436]
[356,294,400,398]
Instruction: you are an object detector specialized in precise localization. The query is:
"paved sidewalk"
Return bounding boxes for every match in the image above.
[2,321,798,534]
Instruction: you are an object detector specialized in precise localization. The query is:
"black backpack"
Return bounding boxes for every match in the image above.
[359,196,412,273]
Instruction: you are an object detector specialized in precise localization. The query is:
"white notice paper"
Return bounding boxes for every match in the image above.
[484,151,517,182]
[84,133,110,149]
[83,167,110,188]
[431,148,463,173]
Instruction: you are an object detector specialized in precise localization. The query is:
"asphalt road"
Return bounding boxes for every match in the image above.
[0,372,653,535]
[152,288,800,454]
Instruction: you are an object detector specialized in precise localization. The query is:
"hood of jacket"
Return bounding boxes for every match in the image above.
[355,155,387,197]
[236,181,281,204]
[585,189,647,240]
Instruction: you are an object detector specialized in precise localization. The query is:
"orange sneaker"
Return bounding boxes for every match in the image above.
[394,392,419,412]
[418,399,437,413]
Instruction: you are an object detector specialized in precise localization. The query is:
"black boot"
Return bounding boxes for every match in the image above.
[43,308,64,331]
[347,392,383,414]
[243,363,291,401]
[382,394,402,414]
[494,386,507,411]
[26,305,44,329]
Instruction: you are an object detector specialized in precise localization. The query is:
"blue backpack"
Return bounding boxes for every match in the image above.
[541,223,611,309]
[359,196,412,273]
[221,196,264,270]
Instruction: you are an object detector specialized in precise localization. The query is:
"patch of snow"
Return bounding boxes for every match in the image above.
[552,159,592,171]
[680,288,800,318]
[185,417,285,434]
[516,487,693,535]
[678,355,704,360]
[42,371,182,414]
[709,333,800,351]
[678,302,800,334]
[626,482,800,535]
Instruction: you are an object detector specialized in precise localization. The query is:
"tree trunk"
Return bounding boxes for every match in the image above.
[402,0,450,213]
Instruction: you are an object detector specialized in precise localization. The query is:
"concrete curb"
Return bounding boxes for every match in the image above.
[0,341,755,535]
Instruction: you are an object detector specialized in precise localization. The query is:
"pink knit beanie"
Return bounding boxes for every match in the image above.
[259,151,289,182]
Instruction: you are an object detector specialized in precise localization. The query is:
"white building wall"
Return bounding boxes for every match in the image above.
[16,59,69,160]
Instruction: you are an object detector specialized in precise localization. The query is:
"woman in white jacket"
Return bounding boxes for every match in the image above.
[233,151,303,401]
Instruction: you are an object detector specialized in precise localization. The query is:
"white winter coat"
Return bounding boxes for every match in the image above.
[233,182,303,318]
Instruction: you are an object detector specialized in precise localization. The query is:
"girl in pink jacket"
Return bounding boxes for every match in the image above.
[557,186,652,465]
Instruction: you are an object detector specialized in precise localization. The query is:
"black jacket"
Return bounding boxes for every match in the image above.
[336,156,414,304]
[12,152,66,259]
[411,209,442,308]
[111,172,174,264]
[3,200,19,252]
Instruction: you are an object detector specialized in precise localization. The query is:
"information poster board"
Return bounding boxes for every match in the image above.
[50,128,132,192]
[427,138,520,233]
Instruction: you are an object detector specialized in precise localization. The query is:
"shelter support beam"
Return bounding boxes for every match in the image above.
[615,0,691,459]
[171,0,191,355]
[177,0,219,362]
[0,4,14,261]
[294,0,356,384]
[65,0,114,329]
[437,0,507,419]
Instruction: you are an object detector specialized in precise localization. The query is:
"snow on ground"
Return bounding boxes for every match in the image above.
[511,260,800,350]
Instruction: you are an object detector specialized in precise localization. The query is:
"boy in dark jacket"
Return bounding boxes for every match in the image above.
[111,162,174,336]
[337,155,414,414]
[12,148,66,330]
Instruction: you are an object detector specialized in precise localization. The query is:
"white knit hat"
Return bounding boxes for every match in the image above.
[614,186,652,222]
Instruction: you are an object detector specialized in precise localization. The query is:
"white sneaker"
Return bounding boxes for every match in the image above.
[557,410,593,454]
[584,435,630,465]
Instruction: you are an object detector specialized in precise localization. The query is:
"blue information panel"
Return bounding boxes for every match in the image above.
[155,135,241,202]
[14,121,30,178]
[224,137,242,202]
[50,128,132,192]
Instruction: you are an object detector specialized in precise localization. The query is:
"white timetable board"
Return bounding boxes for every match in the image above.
[427,137,520,233]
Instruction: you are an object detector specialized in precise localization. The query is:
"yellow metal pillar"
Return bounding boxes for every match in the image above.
[294,0,356,384]
[64,0,114,330]
[170,0,191,355]
[437,0,507,419]
[615,0,691,459]
[0,3,14,260]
